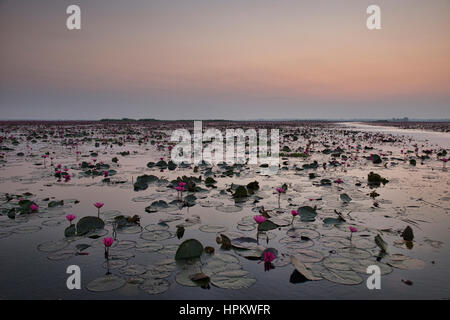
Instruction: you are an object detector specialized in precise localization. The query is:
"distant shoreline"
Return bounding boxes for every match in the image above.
[0,119,449,133]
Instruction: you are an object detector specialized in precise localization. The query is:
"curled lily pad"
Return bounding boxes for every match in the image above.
[87,275,126,292]
[139,278,171,295]
[199,224,227,233]
[291,255,322,280]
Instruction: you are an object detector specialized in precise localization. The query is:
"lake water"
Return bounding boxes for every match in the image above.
[0,122,449,300]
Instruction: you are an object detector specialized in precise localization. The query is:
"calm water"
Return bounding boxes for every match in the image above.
[0,122,449,300]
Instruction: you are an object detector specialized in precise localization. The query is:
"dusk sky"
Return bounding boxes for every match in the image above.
[0,0,449,120]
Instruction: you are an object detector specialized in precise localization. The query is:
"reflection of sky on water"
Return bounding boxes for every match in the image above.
[0,123,449,299]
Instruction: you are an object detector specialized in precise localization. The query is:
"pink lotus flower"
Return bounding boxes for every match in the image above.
[104,171,109,177]
[178,182,187,187]
[276,187,285,193]
[66,214,76,225]
[264,251,275,263]
[103,237,114,247]
[349,226,358,241]
[334,178,343,184]
[253,215,267,224]
[291,210,299,217]
[94,202,104,209]
[175,186,185,192]
[30,204,39,212]
[94,202,104,218]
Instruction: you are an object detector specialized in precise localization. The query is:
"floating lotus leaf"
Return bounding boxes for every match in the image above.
[323,256,359,271]
[144,223,169,232]
[215,205,243,213]
[292,249,324,263]
[210,270,256,289]
[321,268,363,285]
[37,239,69,252]
[159,244,179,256]
[13,225,42,234]
[337,247,372,260]
[116,225,142,234]
[109,250,135,260]
[87,275,126,292]
[258,220,279,232]
[291,255,322,280]
[237,224,256,231]
[273,253,292,267]
[114,240,136,251]
[139,278,171,295]
[234,246,266,260]
[340,193,352,203]
[386,257,426,270]
[175,239,204,260]
[140,230,175,241]
[136,242,163,253]
[64,225,76,237]
[286,228,320,240]
[199,224,227,233]
[231,237,258,250]
[351,260,393,275]
[298,206,317,222]
[175,263,203,287]
[76,216,104,235]
[120,264,147,276]
[42,220,62,227]
[280,236,315,249]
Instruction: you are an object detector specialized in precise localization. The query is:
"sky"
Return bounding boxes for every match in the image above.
[0,0,449,120]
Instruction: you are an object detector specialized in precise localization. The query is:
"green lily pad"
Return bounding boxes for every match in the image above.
[175,239,204,260]
[76,216,104,235]
[87,275,126,292]
[139,278,171,295]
